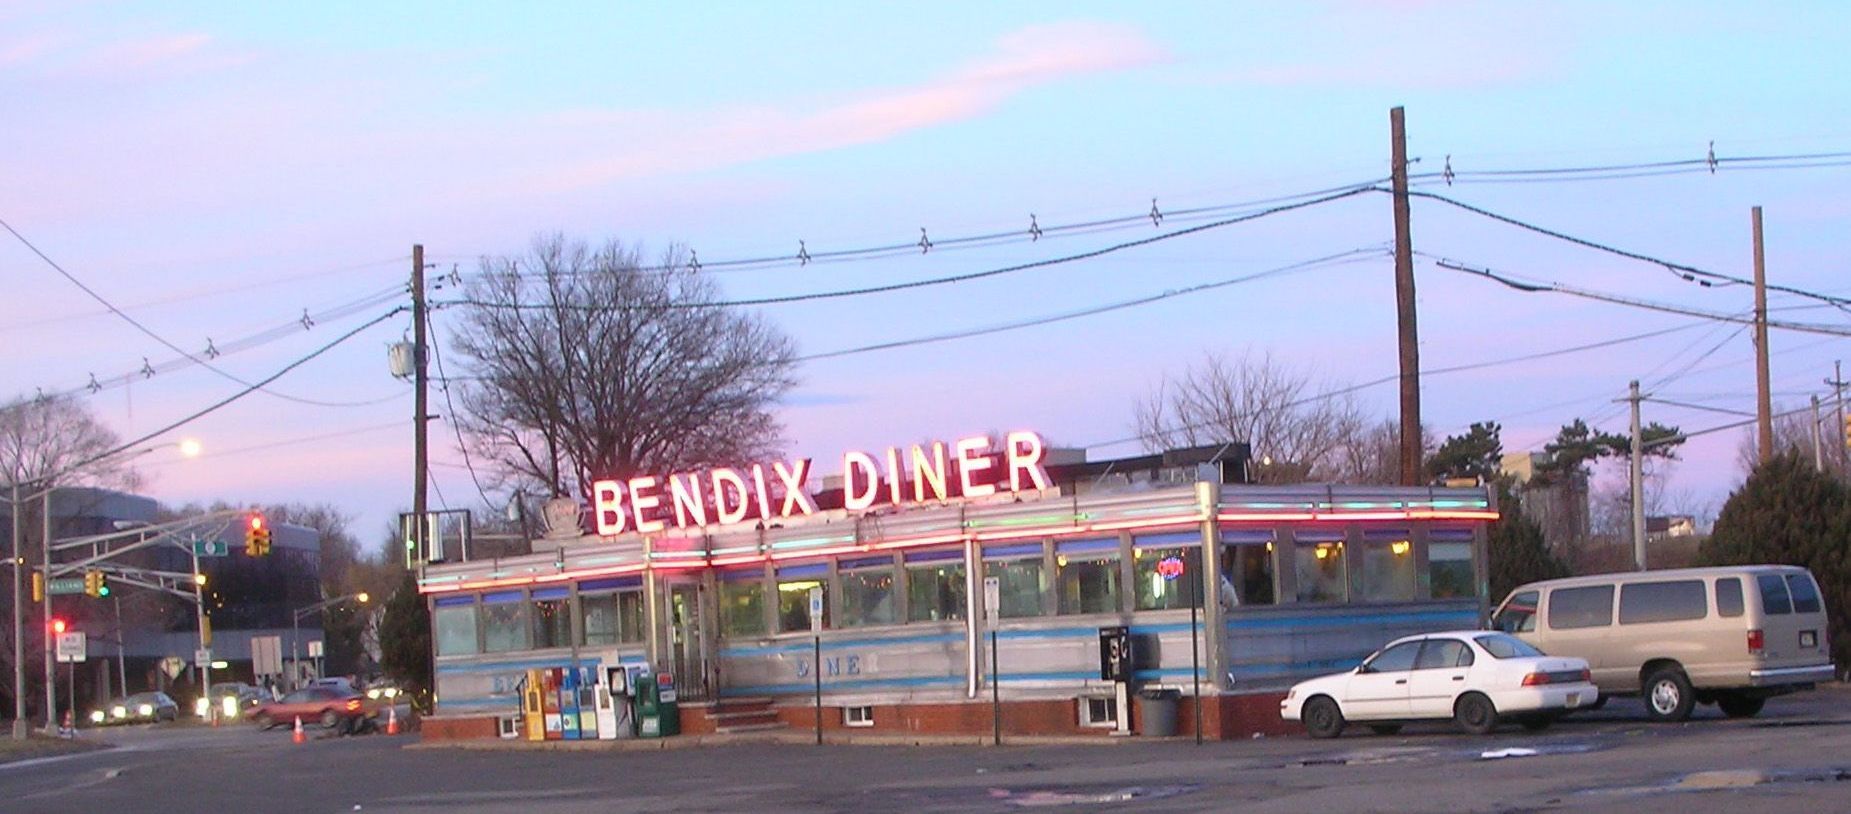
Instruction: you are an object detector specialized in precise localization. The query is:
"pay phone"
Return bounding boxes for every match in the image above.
[520,669,546,741]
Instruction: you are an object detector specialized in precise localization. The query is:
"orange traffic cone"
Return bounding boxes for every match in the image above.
[386,707,399,736]
[292,716,306,744]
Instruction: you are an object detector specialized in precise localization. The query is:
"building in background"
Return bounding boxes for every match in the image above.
[1500,452,1590,551]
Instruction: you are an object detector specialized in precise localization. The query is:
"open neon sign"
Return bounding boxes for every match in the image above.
[590,431,1051,536]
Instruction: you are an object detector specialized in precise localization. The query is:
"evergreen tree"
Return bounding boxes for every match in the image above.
[1701,451,1851,669]
[378,570,433,711]
[1428,421,1503,482]
[1489,481,1570,601]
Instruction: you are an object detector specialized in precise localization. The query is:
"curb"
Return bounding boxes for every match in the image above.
[410,732,1158,752]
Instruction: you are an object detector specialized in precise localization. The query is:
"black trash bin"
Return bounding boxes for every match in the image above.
[1137,688,1181,737]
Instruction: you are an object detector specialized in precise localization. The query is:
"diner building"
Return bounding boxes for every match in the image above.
[416,433,1495,740]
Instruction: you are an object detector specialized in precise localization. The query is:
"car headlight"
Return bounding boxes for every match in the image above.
[139,704,154,716]
[384,688,399,698]
[367,689,381,699]
[196,698,212,718]
[90,710,105,723]
[112,707,126,718]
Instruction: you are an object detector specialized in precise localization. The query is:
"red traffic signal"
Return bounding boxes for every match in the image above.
[245,512,272,555]
[50,618,67,635]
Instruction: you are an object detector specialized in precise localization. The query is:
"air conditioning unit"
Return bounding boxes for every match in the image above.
[497,715,520,739]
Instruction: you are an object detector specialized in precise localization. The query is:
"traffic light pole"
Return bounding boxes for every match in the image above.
[42,487,54,731]
[192,539,213,724]
[10,482,23,739]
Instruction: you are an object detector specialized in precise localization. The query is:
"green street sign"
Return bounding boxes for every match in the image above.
[192,538,227,557]
[47,577,86,596]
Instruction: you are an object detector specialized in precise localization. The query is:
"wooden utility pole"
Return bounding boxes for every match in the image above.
[1390,107,1422,485]
[412,245,430,561]
[1627,380,1647,571]
[1752,208,1773,463]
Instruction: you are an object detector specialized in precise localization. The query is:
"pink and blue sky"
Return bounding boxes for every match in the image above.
[4,2,1848,544]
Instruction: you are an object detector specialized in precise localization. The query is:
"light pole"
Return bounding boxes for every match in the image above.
[291,593,369,691]
[13,439,200,735]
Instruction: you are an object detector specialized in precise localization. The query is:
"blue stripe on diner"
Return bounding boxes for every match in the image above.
[1293,530,1345,543]
[481,590,525,605]
[904,548,964,563]
[995,668,1199,683]
[1225,608,1478,633]
[720,632,963,658]
[1229,658,1363,678]
[580,576,643,591]
[435,696,522,710]
[1220,529,1275,544]
[717,568,763,583]
[840,555,893,570]
[730,674,964,695]
[983,542,1043,559]
[433,595,475,608]
[1430,527,1475,542]
[1361,528,1411,541]
[1133,531,1200,547]
[995,622,1198,641]
[436,655,646,675]
[777,562,829,578]
[532,586,569,601]
[1054,538,1118,554]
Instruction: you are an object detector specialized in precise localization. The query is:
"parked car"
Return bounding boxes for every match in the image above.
[96,691,180,724]
[206,681,268,718]
[247,686,368,730]
[1491,565,1833,722]
[1280,631,1595,738]
[89,696,129,726]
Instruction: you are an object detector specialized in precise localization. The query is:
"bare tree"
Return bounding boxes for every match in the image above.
[1734,406,1847,483]
[1134,350,1380,483]
[450,235,797,499]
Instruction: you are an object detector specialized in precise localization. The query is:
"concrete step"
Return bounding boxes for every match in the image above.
[709,710,780,726]
[713,721,788,734]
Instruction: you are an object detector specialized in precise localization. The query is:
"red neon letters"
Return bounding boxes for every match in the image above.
[593,431,1050,536]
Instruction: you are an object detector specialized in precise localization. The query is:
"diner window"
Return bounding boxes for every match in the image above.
[1134,534,1200,611]
[906,550,966,623]
[1294,535,1347,603]
[984,543,1047,618]
[777,563,830,633]
[581,586,646,646]
[531,588,570,649]
[1056,539,1120,615]
[1429,539,1474,600]
[840,556,898,628]
[1360,532,1416,602]
[1219,531,1276,607]
[719,570,767,637]
[433,600,478,656]
[481,591,529,653]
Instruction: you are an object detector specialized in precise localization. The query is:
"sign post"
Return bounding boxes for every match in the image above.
[54,632,86,664]
[983,576,1001,746]
[809,586,824,746]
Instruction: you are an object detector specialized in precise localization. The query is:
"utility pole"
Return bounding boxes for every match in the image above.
[411,245,429,563]
[1628,380,1647,571]
[1752,207,1773,464]
[1812,396,1826,472]
[1830,360,1848,473]
[1390,106,1422,485]
[10,483,22,739]
[42,490,54,731]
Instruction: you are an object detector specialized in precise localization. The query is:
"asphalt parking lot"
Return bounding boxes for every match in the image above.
[5,686,1851,813]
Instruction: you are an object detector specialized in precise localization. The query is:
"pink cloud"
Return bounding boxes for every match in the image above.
[528,20,1167,192]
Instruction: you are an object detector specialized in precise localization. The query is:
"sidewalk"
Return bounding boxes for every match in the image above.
[413,730,1157,752]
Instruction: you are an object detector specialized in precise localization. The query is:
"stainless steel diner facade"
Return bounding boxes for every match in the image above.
[418,473,1496,739]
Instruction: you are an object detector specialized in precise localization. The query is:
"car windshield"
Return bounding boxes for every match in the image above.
[1474,633,1545,659]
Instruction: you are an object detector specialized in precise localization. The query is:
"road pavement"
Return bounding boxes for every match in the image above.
[6,688,1851,813]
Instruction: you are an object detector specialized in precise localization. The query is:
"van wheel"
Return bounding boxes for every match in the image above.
[1454,693,1500,735]
[1643,668,1695,722]
[1303,697,1345,739]
[1718,694,1765,718]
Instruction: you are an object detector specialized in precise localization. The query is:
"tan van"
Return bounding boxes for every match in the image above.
[1491,565,1833,722]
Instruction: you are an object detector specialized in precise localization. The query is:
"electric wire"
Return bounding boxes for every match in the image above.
[427,307,498,510]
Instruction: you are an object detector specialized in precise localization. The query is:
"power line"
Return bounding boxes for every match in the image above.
[135,420,404,465]
[61,307,406,475]
[439,187,1377,313]
[427,307,497,510]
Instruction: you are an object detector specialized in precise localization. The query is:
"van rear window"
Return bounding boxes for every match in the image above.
[1619,580,1707,624]
[1548,585,1614,629]
[1758,574,1793,615]
[1715,578,1744,618]
[1787,574,1823,614]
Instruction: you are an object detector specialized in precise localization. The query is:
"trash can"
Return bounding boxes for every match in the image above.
[1137,688,1180,737]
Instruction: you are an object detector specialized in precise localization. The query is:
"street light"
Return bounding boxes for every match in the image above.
[290,592,371,691]
[8,438,202,737]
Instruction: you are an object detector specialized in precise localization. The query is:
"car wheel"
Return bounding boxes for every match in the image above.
[1367,724,1403,736]
[1717,694,1766,719]
[1303,696,1345,739]
[320,710,341,729]
[1643,667,1695,722]
[254,713,273,730]
[1453,692,1500,735]
[1520,715,1554,732]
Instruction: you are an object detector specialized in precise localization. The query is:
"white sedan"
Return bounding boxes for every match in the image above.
[1280,630,1596,738]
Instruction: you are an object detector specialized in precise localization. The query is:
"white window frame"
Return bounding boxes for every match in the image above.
[843,705,875,727]
[1078,696,1117,728]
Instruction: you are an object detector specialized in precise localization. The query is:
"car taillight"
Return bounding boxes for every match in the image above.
[1522,672,1550,686]
[1578,669,1591,683]
[1747,629,1764,653]
[346,699,361,711]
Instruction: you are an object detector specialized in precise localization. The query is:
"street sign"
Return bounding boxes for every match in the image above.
[307,640,324,659]
[192,537,228,557]
[46,577,86,596]
[251,635,283,676]
[982,576,1001,624]
[195,648,212,666]
[56,632,86,663]
[160,656,185,679]
[808,587,824,634]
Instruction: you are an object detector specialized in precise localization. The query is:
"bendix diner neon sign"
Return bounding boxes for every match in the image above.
[590,431,1052,536]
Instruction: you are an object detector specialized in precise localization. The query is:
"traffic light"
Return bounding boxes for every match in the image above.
[50,618,66,636]
[83,569,109,597]
[1843,413,1850,450]
[31,572,43,603]
[245,512,271,556]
